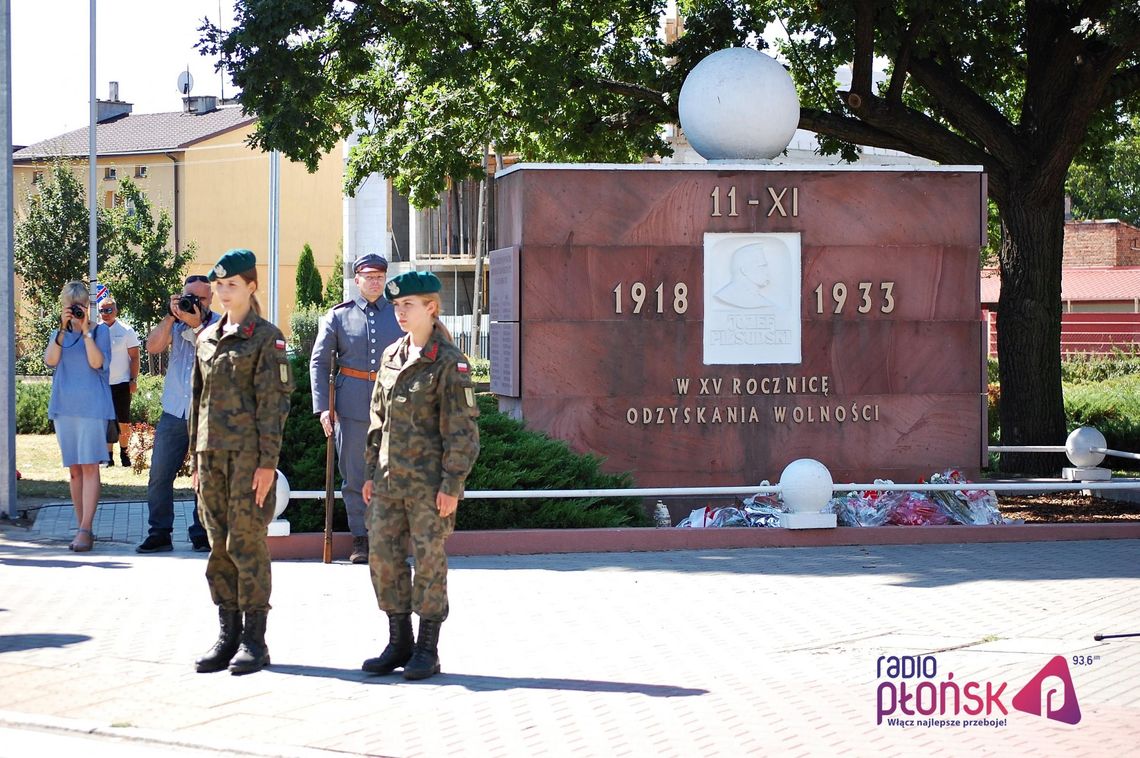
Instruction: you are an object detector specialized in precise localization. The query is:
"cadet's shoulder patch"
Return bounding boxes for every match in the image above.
[457,361,469,374]
[275,338,286,350]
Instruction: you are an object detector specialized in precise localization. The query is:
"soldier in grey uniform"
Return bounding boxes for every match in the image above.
[310,253,403,564]
[361,271,480,681]
[190,249,293,676]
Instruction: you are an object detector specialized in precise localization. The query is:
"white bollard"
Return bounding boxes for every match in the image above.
[778,458,838,529]
[1062,426,1111,483]
[267,470,292,537]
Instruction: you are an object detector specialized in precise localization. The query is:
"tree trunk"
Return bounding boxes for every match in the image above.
[995,189,1068,475]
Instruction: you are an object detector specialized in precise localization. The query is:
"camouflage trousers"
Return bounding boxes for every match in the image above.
[196,450,277,612]
[367,494,455,621]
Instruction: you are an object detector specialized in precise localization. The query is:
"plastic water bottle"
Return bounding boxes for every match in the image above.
[654,500,671,528]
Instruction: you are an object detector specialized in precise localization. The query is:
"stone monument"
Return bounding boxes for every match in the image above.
[490,48,986,487]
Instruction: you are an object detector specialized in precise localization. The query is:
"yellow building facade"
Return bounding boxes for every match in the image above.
[13,97,343,334]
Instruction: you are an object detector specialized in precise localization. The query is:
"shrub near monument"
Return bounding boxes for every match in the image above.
[278,355,647,532]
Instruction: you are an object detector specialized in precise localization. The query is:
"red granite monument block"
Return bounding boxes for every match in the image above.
[493,165,987,486]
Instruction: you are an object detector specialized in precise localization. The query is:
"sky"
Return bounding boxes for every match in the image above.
[11,0,240,146]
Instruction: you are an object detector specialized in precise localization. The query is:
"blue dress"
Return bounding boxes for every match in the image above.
[46,326,116,466]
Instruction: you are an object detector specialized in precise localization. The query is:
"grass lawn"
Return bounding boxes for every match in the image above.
[16,433,193,507]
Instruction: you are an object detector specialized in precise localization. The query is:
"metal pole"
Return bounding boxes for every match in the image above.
[88,0,97,294]
[267,149,280,323]
[287,477,1140,501]
[1,0,18,519]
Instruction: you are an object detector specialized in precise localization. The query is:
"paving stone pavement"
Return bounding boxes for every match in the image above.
[0,523,1138,757]
[28,500,200,550]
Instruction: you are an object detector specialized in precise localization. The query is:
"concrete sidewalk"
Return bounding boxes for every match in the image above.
[26,499,199,551]
[0,524,1138,756]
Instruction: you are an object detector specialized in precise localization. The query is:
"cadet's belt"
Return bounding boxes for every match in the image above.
[339,366,378,382]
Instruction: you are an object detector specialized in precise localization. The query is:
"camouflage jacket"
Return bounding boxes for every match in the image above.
[364,324,480,498]
[189,310,294,470]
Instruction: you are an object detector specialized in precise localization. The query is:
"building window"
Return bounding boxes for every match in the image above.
[104,191,125,209]
[32,171,44,185]
[134,165,147,178]
[104,167,117,181]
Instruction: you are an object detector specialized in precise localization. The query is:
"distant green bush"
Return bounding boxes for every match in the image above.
[1060,350,1140,384]
[289,307,323,358]
[16,381,53,434]
[468,356,490,383]
[1064,375,1140,470]
[129,374,166,424]
[458,395,649,530]
[277,380,648,531]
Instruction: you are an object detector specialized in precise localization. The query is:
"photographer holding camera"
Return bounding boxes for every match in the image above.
[136,275,215,554]
[43,281,116,552]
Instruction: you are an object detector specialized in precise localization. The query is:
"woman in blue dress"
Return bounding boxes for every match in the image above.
[43,281,115,552]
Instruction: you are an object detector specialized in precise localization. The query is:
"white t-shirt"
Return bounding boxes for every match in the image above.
[105,319,141,385]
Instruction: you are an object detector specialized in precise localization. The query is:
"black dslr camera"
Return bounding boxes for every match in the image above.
[177,293,202,315]
[65,303,85,331]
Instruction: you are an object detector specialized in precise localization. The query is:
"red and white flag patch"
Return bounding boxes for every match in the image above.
[457,362,469,373]
[275,339,287,350]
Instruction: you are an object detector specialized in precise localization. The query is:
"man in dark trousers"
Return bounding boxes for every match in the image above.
[136,275,215,553]
[310,254,403,563]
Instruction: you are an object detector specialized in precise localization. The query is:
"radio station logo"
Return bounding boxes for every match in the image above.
[875,653,1082,729]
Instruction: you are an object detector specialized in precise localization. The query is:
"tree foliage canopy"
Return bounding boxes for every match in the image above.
[1067,114,1140,225]
[101,177,196,338]
[200,0,671,207]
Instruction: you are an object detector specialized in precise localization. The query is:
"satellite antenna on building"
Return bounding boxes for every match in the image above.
[177,68,194,96]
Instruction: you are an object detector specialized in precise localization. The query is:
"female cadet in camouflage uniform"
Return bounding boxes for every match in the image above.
[361,271,480,681]
[189,249,293,676]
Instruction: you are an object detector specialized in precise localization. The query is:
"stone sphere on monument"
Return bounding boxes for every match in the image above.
[678,47,800,161]
[779,458,833,513]
[274,470,291,519]
[1065,426,1107,468]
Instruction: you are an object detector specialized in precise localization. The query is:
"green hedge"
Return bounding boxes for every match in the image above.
[16,381,53,434]
[17,374,170,433]
[987,355,1140,469]
[129,375,166,424]
[277,358,648,531]
[458,395,648,529]
[1063,375,1140,469]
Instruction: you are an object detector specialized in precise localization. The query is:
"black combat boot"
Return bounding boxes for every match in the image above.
[228,610,270,675]
[361,613,414,675]
[402,617,442,681]
[195,607,242,673]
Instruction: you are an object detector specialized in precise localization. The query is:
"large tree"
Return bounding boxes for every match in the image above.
[203,1,1140,474]
[101,177,196,348]
[13,162,114,370]
[15,168,194,373]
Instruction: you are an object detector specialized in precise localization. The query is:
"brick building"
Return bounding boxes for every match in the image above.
[981,219,1140,354]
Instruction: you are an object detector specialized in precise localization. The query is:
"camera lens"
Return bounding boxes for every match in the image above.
[178,294,200,314]
[68,304,85,319]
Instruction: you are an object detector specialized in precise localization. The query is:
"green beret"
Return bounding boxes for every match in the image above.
[208,248,257,281]
[385,271,442,301]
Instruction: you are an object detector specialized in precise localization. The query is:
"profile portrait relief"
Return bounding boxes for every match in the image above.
[703,232,802,365]
[713,240,788,309]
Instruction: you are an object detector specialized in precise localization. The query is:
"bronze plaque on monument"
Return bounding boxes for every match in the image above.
[492,165,987,485]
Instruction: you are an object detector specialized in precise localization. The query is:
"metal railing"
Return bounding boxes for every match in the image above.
[284,427,1140,503]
